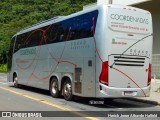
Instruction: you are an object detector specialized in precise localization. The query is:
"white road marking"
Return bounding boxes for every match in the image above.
[0,82,8,85]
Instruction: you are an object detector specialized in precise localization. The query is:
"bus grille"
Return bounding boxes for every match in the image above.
[114,55,145,67]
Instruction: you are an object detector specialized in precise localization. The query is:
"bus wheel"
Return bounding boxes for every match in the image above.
[63,79,73,101]
[50,78,59,98]
[13,74,19,88]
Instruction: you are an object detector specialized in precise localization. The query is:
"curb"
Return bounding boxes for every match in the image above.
[127,97,160,106]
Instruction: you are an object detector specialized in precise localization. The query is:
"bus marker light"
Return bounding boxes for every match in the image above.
[128,34,134,36]
[147,64,151,86]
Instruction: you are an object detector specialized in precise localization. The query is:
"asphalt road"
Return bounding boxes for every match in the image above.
[0,73,160,120]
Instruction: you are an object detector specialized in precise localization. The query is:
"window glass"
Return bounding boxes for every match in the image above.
[46,10,98,44]
[7,37,15,71]
[14,35,22,52]
[14,10,98,50]
[24,30,43,47]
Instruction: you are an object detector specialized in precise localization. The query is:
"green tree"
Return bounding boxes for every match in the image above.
[0,0,96,64]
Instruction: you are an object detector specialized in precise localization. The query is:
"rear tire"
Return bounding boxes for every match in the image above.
[50,78,59,98]
[13,74,19,88]
[63,79,73,101]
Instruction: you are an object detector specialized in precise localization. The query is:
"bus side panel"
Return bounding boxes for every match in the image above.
[58,39,96,97]
[13,51,32,85]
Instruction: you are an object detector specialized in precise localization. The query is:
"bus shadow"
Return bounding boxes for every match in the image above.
[73,97,158,108]
[10,85,51,96]
[10,85,158,109]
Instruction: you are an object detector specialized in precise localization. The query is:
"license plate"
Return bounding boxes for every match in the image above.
[124,91,134,96]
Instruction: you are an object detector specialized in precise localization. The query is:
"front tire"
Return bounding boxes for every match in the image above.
[50,78,59,98]
[63,80,73,101]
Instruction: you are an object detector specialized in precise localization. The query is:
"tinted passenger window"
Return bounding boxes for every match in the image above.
[13,10,98,52]
[14,35,22,52]
[24,30,43,47]
[46,10,98,44]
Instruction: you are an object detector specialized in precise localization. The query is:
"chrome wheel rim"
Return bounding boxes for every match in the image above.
[64,83,71,97]
[51,81,57,94]
[14,77,18,85]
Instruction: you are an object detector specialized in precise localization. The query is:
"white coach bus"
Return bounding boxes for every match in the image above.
[7,4,153,101]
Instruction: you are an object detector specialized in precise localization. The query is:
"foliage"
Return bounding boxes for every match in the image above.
[0,0,96,64]
[0,64,7,73]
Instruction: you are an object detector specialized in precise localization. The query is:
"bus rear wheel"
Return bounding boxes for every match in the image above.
[50,78,59,98]
[63,80,73,101]
[13,74,19,88]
